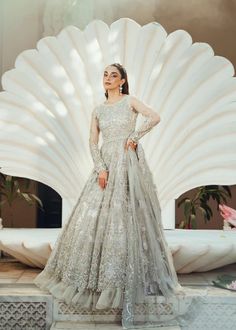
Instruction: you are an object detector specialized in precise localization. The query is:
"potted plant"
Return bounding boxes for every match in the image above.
[0,173,43,228]
[177,185,231,229]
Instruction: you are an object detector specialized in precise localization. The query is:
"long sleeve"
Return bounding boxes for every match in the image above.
[128,96,161,143]
[89,108,107,174]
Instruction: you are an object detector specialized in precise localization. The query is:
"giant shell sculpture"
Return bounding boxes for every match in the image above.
[0,18,236,229]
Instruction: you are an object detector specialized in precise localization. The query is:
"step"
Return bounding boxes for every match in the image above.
[50,322,181,329]
[1,283,236,330]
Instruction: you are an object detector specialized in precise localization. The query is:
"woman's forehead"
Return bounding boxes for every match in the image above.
[104,66,119,73]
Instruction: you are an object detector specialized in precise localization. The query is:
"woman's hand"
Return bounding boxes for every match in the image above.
[125,138,138,151]
[98,170,109,190]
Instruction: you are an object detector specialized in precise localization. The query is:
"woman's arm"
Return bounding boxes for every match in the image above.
[89,108,107,174]
[128,96,161,143]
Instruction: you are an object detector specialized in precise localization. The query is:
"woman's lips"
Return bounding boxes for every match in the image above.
[105,82,111,85]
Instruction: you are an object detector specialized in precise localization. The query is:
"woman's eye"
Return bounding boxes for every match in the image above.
[104,73,117,78]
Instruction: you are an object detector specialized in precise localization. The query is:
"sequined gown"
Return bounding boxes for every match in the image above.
[34,94,207,329]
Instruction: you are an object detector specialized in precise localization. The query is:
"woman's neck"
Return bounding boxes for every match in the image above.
[106,92,124,103]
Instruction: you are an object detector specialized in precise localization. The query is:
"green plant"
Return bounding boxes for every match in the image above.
[0,173,44,226]
[177,185,231,229]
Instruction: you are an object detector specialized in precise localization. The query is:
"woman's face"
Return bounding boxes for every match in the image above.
[103,65,125,93]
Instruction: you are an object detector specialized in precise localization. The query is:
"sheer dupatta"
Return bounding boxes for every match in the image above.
[122,145,208,329]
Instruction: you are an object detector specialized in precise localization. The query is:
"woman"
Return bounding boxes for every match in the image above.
[34,63,207,329]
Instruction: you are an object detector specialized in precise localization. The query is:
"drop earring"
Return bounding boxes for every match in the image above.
[119,85,123,95]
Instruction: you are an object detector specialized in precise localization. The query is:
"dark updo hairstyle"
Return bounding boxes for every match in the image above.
[104,63,129,99]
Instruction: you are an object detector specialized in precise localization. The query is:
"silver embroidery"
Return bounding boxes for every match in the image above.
[34,94,206,328]
[34,94,142,303]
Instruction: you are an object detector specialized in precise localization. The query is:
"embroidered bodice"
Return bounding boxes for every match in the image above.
[89,94,159,174]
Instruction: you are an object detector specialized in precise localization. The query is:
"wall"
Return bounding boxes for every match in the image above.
[0,0,46,90]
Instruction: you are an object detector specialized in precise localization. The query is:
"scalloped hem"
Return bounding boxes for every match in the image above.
[34,271,124,310]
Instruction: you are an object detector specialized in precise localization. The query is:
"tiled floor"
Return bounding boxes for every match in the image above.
[0,258,41,284]
[178,262,236,286]
[0,257,236,287]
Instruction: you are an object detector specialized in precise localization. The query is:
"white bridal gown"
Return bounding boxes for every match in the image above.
[34,94,207,329]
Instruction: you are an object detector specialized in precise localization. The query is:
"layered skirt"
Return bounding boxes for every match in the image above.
[34,139,207,328]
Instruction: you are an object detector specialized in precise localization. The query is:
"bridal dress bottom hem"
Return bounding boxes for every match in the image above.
[34,271,124,310]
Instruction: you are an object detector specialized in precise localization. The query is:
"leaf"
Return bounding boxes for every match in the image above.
[21,193,33,204]
[29,194,43,208]
[222,185,232,198]
[184,199,191,219]
[190,214,197,229]
[198,207,207,220]
[177,197,189,207]
[178,220,186,229]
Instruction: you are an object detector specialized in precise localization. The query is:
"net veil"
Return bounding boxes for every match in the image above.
[122,146,208,329]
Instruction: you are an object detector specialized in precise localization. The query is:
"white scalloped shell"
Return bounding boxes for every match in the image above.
[0,18,236,225]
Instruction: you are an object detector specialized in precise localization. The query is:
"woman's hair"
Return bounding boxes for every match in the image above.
[104,63,129,99]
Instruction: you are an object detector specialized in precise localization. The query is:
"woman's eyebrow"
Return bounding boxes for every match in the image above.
[104,71,118,74]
